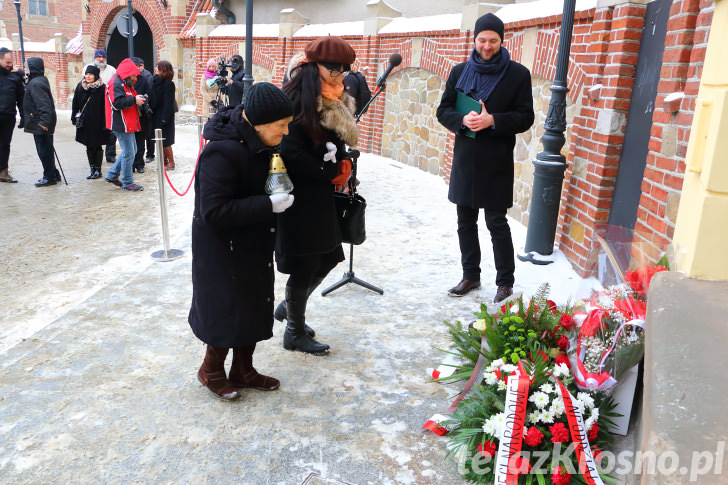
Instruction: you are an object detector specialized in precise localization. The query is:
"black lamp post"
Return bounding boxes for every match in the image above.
[126,0,134,58]
[12,1,26,69]
[518,0,577,265]
[242,0,253,103]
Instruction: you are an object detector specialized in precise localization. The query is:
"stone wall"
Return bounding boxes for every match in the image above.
[380,68,448,176]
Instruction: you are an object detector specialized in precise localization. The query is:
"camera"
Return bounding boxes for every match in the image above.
[215,57,233,87]
[138,94,153,119]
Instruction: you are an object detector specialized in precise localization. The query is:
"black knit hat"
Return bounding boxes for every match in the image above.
[474,13,504,41]
[244,82,293,126]
[85,65,100,80]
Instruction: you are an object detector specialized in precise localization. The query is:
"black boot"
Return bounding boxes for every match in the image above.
[282,286,329,354]
[86,167,96,179]
[274,276,325,337]
[91,150,103,179]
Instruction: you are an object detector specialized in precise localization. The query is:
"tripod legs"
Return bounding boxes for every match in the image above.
[321,243,383,296]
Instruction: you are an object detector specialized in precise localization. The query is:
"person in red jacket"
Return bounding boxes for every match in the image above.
[104,58,146,191]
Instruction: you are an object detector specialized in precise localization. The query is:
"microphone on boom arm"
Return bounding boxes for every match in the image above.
[376,53,403,89]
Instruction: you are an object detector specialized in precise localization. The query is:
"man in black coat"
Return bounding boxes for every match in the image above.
[23,57,59,187]
[0,48,24,183]
[436,13,534,303]
[225,54,245,107]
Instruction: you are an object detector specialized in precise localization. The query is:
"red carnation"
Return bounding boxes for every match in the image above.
[592,446,603,461]
[555,355,571,370]
[508,454,532,475]
[551,465,572,484]
[524,427,544,447]
[478,440,497,457]
[549,422,570,443]
[588,422,599,442]
[558,313,574,331]
[547,300,558,313]
[557,335,570,351]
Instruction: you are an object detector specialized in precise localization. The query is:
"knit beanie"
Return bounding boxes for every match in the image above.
[131,56,144,66]
[244,82,293,126]
[474,13,504,41]
[94,49,107,59]
[85,65,101,80]
[304,36,356,66]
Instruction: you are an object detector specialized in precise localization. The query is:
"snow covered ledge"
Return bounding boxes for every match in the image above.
[662,92,685,113]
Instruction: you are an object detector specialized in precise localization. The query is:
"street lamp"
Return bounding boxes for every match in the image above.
[12,1,26,69]
[242,0,253,103]
[127,0,134,57]
[517,0,577,265]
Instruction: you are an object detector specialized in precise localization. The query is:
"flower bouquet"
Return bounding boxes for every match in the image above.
[424,285,619,484]
[568,226,669,392]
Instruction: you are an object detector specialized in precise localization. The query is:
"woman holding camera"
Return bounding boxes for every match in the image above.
[199,58,223,122]
[71,65,110,179]
[150,60,177,171]
[189,82,294,401]
[274,36,357,355]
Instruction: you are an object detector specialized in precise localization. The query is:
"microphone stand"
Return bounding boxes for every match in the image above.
[321,79,389,297]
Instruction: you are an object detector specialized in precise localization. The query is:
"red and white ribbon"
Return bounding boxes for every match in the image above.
[422,414,452,436]
[426,353,459,380]
[493,369,531,485]
[555,379,603,484]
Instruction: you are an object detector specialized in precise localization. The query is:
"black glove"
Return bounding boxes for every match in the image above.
[161,120,167,127]
[210,100,218,108]
[17,118,24,129]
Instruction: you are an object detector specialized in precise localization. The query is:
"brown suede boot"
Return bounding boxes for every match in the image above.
[197,345,240,401]
[228,345,280,391]
[0,169,17,183]
[163,146,175,170]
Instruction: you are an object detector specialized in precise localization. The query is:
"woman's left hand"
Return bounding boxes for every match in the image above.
[323,142,337,162]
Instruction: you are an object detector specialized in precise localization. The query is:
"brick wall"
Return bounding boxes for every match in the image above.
[74,0,714,275]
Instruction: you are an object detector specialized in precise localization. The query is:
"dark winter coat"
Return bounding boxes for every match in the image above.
[436,59,534,210]
[188,104,278,348]
[343,71,372,116]
[105,58,140,134]
[226,67,245,107]
[22,58,56,136]
[0,65,24,119]
[134,68,154,137]
[275,92,358,271]
[71,79,111,147]
[149,76,175,147]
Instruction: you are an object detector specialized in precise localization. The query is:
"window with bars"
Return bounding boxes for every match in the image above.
[28,0,48,16]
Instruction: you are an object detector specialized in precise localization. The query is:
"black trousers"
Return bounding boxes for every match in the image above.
[33,133,55,181]
[456,205,515,287]
[0,114,15,172]
[105,131,117,162]
[133,131,145,169]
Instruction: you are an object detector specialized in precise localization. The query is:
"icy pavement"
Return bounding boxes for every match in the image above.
[0,115,589,483]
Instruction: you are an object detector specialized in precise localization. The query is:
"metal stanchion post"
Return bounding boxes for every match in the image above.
[151,128,184,262]
[197,115,203,141]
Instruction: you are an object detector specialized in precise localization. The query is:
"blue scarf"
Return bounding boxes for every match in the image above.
[455,46,511,103]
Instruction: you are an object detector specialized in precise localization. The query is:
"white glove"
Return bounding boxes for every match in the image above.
[323,142,337,162]
[269,193,294,213]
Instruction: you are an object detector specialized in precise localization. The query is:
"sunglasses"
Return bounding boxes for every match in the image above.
[321,63,349,78]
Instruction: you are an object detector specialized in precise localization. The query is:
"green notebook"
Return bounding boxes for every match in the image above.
[455,92,482,139]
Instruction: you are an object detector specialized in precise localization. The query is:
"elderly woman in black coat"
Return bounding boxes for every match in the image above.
[188,82,294,401]
[71,65,110,179]
[273,36,358,355]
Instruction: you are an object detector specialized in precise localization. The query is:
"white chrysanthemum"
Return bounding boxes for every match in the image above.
[539,383,555,394]
[497,380,507,391]
[585,415,597,432]
[500,364,517,374]
[528,391,550,409]
[484,372,499,385]
[487,359,505,371]
[590,407,600,421]
[483,417,497,436]
[577,392,595,409]
[528,411,540,424]
[549,397,565,417]
[574,399,586,414]
[540,410,555,423]
[491,412,507,438]
[552,363,570,378]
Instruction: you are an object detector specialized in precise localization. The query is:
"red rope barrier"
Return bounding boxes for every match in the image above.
[163,133,206,197]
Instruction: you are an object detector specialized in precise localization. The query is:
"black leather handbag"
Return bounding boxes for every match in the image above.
[334,181,366,245]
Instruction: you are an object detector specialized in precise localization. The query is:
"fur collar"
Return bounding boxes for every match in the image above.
[82,78,104,90]
[318,93,358,147]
